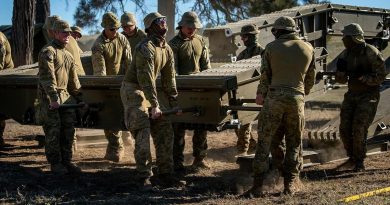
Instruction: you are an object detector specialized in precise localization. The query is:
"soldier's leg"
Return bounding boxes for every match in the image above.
[339,93,356,159]
[131,128,153,178]
[270,124,286,172]
[282,96,305,194]
[173,124,186,171]
[351,92,379,170]
[0,119,5,147]
[191,129,209,169]
[235,123,251,155]
[150,118,174,175]
[104,129,124,162]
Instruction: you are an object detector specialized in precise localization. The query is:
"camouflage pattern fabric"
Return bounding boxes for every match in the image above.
[169,31,211,167]
[91,32,132,76]
[122,28,147,55]
[336,42,386,163]
[66,36,85,76]
[235,123,255,153]
[121,35,178,176]
[37,39,82,165]
[253,32,315,184]
[0,31,14,70]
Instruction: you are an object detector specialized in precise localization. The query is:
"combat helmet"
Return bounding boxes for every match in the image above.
[101,12,121,29]
[177,11,202,29]
[71,26,82,37]
[341,23,364,36]
[43,15,61,30]
[240,24,259,35]
[52,19,72,32]
[273,16,297,31]
[121,12,137,27]
[144,12,166,29]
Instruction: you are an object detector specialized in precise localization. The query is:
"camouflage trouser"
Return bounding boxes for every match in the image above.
[42,106,76,165]
[235,123,256,152]
[173,125,208,169]
[121,82,174,178]
[253,91,304,182]
[339,91,379,162]
[104,129,124,151]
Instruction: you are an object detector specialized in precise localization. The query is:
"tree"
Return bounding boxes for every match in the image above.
[35,0,50,24]
[12,0,36,67]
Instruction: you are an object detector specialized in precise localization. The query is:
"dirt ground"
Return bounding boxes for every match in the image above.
[1,116,390,204]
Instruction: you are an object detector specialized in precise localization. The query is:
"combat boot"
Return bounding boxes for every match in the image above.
[50,163,68,175]
[153,174,186,188]
[104,146,124,162]
[283,177,302,196]
[62,162,82,175]
[240,174,265,198]
[135,177,153,191]
[190,157,210,171]
[354,160,365,172]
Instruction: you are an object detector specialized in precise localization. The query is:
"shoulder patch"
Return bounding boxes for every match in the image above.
[41,48,54,62]
[137,40,154,59]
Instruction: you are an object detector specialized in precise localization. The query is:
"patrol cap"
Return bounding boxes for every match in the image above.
[177,11,202,29]
[273,16,297,31]
[144,12,166,29]
[240,24,259,35]
[121,12,136,26]
[101,12,121,29]
[71,26,82,37]
[43,15,61,30]
[52,19,72,32]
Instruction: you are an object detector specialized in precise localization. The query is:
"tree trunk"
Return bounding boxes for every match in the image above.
[12,0,36,67]
[35,0,50,24]
[158,0,175,41]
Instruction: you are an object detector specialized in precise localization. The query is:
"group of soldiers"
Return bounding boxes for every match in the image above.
[0,9,387,197]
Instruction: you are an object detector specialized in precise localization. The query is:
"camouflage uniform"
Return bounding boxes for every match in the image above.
[235,24,265,155]
[92,12,132,162]
[120,12,147,55]
[43,16,85,76]
[168,11,212,170]
[0,31,14,147]
[335,23,386,171]
[120,12,179,182]
[37,20,83,173]
[244,16,315,197]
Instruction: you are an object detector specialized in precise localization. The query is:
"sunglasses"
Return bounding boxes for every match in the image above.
[154,17,166,25]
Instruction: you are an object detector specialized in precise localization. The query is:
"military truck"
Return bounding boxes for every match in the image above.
[1,3,390,166]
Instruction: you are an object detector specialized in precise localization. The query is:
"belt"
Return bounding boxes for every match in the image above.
[268,87,304,96]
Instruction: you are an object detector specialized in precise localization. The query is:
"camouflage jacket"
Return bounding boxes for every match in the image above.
[91,32,132,76]
[0,31,14,70]
[335,43,386,92]
[169,32,211,75]
[257,33,315,97]
[122,27,147,55]
[43,30,85,76]
[38,39,82,104]
[236,43,264,61]
[123,36,177,108]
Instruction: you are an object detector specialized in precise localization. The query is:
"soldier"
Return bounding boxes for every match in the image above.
[43,16,85,76]
[235,24,265,156]
[37,19,84,175]
[335,23,386,171]
[120,12,185,188]
[92,12,132,162]
[168,11,211,172]
[242,16,315,197]
[0,31,14,148]
[121,12,147,55]
[70,26,83,41]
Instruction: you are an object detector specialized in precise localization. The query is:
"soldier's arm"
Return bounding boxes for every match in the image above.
[199,37,211,71]
[335,52,348,84]
[91,44,107,76]
[161,47,178,107]
[257,48,271,97]
[67,57,82,101]
[1,33,14,69]
[168,38,180,74]
[136,47,159,108]
[38,49,59,103]
[304,53,316,95]
[121,36,132,75]
[360,51,387,86]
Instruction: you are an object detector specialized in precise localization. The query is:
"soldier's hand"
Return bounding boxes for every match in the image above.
[256,94,264,105]
[151,107,162,119]
[49,101,60,110]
